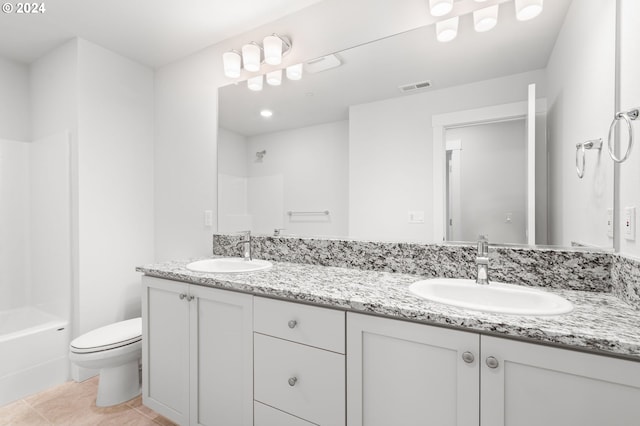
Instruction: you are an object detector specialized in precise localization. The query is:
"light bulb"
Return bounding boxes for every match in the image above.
[247,75,263,91]
[515,0,543,21]
[266,69,282,86]
[242,43,261,72]
[436,16,459,42]
[222,51,241,78]
[263,35,283,66]
[429,0,453,17]
[474,5,499,32]
[286,63,303,80]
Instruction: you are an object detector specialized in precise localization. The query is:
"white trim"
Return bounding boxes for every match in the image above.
[432,98,547,242]
[527,84,536,245]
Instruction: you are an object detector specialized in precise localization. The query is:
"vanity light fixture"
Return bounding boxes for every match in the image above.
[436,16,459,42]
[474,4,499,32]
[434,0,542,42]
[429,0,453,17]
[222,33,292,78]
[266,69,282,86]
[247,75,263,91]
[515,0,543,21]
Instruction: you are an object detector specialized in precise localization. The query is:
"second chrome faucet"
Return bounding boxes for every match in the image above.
[476,235,490,285]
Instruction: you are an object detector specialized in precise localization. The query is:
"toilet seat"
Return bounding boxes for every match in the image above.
[70,318,141,354]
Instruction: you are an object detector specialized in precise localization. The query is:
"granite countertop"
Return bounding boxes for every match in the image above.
[137,258,640,360]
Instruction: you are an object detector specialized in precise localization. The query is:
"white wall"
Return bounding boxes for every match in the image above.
[448,120,527,244]
[0,56,29,141]
[618,0,640,257]
[246,120,349,237]
[0,139,29,311]
[30,39,78,324]
[30,38,154,337]
[76,39,154,334]
[154,0,433,260]
[29,133,71,318]
[546,0,615,248]
[349,70,545,242]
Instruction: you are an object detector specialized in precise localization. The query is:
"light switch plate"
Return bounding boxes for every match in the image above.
[204,210,213,227]
[408,210,425,224]
[607,208,613,238]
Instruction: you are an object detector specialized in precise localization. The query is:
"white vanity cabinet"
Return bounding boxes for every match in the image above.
[346,312,480,426]
[141,276,253,426]
[481,335,640,426]
[347,312,640,426]
[253,297,346,426]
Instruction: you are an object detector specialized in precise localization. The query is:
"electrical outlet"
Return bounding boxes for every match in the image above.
[624,207,635,241]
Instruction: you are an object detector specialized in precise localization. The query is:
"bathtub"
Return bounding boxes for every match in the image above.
[0,306,70,406]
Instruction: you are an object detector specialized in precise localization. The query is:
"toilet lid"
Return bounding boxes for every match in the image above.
[70,317,141,353]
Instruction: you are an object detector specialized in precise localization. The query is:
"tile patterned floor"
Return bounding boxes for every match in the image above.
[0,377,177,425]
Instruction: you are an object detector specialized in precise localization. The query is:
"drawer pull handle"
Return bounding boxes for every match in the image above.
[288,377,298,387]
[179,293,187,300]
[486,356,499,369]
[288,320,297,329]
[462,351,475,364]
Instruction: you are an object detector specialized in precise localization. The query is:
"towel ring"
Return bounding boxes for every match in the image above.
[607,108,639,163]
[576,138,602,179]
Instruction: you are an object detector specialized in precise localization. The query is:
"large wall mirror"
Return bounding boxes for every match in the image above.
[218,0,616,250]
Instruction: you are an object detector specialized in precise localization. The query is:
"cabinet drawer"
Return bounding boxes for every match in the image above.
[254,297,345,353]
[254,333,345,425]
[254,401,316,426]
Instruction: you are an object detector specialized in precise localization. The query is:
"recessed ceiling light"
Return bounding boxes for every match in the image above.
[260,110,273,118]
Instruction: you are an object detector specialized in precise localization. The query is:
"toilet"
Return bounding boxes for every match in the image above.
[69,318,142,407]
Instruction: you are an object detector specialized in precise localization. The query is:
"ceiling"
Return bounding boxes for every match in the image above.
[219,0,573,137]
[0,0,324,67]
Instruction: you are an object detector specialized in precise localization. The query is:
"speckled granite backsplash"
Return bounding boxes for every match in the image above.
[612,254,640,309]
[213,234,613,293]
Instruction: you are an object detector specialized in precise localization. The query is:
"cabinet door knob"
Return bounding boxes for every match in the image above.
[186,295,194,301]
[288,377,298,387]
[179,293,186,300]
[486,356,499,369]
[288,320,297,329]
[462,351,475,364]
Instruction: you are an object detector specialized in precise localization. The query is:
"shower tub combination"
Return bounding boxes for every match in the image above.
[0,133,72,406]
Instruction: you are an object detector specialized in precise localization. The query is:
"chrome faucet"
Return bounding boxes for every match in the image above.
[236,231,252,261]
[476,235,490,285]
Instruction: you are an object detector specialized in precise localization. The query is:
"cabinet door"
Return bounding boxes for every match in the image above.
[347,313,479,426]
[142,276,190,426]
[481,336,640,426]
[190,285,253,426]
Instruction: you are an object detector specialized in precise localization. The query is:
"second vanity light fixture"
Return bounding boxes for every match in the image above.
[223,33,303,91]
[431,0,543,42]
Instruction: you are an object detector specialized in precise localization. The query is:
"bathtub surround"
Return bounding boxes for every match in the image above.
[212,234,612,293]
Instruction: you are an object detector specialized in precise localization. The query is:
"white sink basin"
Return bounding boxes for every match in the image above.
[409,278,573,316]
[186,258,272,274]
